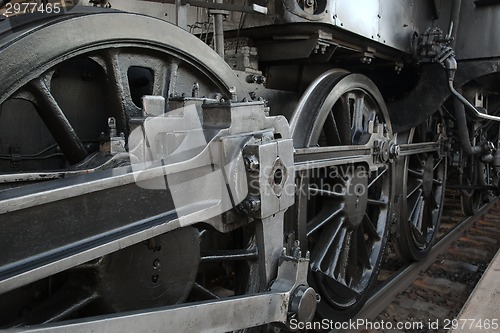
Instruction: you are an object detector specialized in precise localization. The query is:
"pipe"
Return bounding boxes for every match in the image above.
[213,0,225,58]
[450,0,462,50]
[448,80,500,122]
[453,96,482,155]
[444,57,490,156]
[443,56,500,122]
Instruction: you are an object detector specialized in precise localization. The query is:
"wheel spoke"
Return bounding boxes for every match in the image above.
[191,282,221,300]
[410,195,424,228]
[324,227,348,277]
[151,61,169,97]
[362,213,381,241]
[408,190,423,221]
[200,249,258,263]
[422,197,434,231]
[350,94,366,140]
[433,156,444,171]
[408,168,423,177]
[411,224,427,244]
[367,165,388,189]
[29,78,87,164]
[416,152,425,167]
[306,204,344,236]
[335,230,352,282]
[333,95,352,144]
[323,110,343,146]
[348,230,359,281]
[357,226,372,269]
[433,178,443,186]
[308,186,344,199]
[7,285,98,326]
[367,198,388,207]
[104,50,138,122]
[407,181,423,198]
[310,217,345,271]
[317,272,361,299]
[165,61,179,109]
[352,94,365,127]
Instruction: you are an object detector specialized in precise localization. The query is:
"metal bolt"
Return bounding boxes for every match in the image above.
[191,82,200,98]
[389,143,400,159]
[152,275,159,283]
[229,86,237,101]
[305,0,314,7]
[292,240,301,258]
[255,75,266,85]
[238,197,261,215]
[245,155,260,172]
[153,259,161,269]
[246,75,258,83]
[108,117,117,137]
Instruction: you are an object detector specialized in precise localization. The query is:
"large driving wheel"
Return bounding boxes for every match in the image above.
[393,114,446,261]
[290,71,394,319]
[460,123,495,215]
[0,10,260,327]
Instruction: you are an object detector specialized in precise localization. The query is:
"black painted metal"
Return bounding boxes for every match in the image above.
[290,71,393,320]
[29,79,88,164]
[454,97,483,156]
[392,116,447,261]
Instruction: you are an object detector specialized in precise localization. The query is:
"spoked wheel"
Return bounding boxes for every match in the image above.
[290,71,394,319]
[460,121,494,215]
[0,11,260,327]
[461,157,484,216]
[393,114,447,261]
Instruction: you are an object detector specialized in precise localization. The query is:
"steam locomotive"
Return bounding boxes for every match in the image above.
[0,0,498,330]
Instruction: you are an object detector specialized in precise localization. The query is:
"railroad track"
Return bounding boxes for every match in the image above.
[336,194,500,333]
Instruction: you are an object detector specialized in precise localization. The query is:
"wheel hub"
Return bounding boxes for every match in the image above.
[344,165,369,228]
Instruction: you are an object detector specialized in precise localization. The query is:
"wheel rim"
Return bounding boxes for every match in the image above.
[396,115,446,260]
[291,71,392,315]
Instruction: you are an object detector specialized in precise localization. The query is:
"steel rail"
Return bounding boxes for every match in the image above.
[339,199,497,333]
